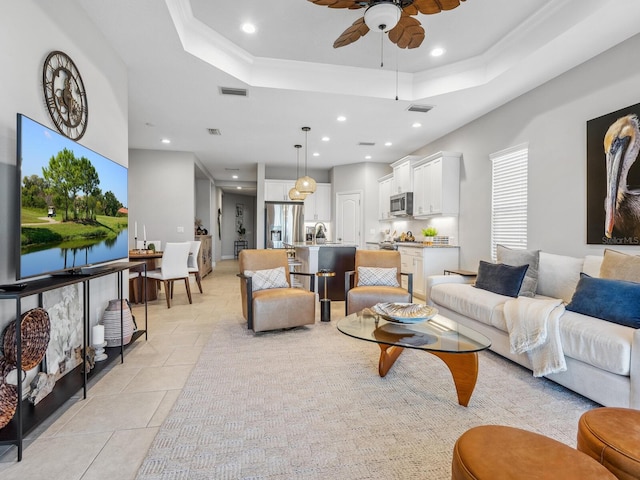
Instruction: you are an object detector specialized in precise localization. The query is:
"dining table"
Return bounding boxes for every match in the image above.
[128,250,163,302]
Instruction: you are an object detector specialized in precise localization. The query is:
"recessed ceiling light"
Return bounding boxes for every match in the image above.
[241,23,256,34]
[313,152,319,157]
[431,47,445,57]
[237,186,242,190]
[161,138,171,144]
[322,136,330,142]
[412,122,422,128]
[337,115,346,122]
[385,141,392,147]
[365,155,372,160]
[232,175,238,179]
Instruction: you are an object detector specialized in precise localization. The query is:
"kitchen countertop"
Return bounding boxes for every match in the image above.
[365,241,459,249]
[293,242,357,248]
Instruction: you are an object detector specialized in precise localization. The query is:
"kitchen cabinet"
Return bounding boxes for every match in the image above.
[398,246,425,298]
[391,156,414,194]
[265,180,298,202]
[412,151,461,217]
[397,246,460,300]
[304,183,331,222]
[295,245,356,300]
[378,174,393,221]
[195,234,212,277]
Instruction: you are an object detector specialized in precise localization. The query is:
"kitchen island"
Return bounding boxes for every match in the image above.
[293,243,356,300]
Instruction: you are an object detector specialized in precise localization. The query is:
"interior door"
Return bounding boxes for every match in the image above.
[336,192,361,246]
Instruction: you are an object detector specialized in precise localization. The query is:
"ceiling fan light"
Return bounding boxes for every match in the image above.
[364,2,401,33]
[296,175,317,195]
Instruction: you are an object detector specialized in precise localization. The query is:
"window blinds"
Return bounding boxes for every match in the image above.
[490,144,528,261]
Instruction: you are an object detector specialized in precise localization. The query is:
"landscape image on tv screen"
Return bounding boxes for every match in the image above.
[18,114,128,279]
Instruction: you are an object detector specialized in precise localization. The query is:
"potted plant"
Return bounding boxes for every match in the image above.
[422,227,438,245]
[147,243,156,252]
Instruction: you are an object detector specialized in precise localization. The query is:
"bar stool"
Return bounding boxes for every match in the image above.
[316,269,335,322]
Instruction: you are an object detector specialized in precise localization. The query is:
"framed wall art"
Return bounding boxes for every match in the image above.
[586,102,640,245]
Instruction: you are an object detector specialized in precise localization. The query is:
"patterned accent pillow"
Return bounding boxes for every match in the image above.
[244,267,289,292]
[357,267,399,287]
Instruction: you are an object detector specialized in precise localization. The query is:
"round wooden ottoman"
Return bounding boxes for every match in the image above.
[451,425,616,480]
[577,407,640,480]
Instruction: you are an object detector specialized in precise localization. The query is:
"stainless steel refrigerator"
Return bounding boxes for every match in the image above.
[265,201,304,248]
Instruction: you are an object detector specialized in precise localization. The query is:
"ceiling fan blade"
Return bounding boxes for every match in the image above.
[388,16,425,49]
[333,17,370,48]
[403,0,466,16]
[308,0,364,9]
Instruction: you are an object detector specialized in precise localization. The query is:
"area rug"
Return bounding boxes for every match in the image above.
[136,311,599,479]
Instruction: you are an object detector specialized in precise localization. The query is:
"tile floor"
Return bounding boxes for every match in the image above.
[0,260,239,480]
[0,259,412,479]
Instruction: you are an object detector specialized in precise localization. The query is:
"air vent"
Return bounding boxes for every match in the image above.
[219,87,248,97]
[407,104,434,113]
[207,128,222,136]
[358,142,375,146]
[224,168,240,171]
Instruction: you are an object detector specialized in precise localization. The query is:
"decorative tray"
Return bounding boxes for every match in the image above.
[371,302,438,324]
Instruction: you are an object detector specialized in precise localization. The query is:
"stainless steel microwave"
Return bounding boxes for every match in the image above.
[390,192,413,216]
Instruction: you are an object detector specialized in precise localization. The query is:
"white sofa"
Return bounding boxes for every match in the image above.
[427,252,640,409]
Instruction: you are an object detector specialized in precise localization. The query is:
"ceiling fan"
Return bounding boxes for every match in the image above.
[308,0,467,49]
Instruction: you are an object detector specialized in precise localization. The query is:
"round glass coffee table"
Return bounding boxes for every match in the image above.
[337,308,491,406]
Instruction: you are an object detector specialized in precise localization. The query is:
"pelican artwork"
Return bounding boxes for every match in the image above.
[604,114,640,239]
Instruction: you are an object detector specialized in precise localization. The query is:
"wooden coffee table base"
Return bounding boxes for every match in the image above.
[378,344,479,407]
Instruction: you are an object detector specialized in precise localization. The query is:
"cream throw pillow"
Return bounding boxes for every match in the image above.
[244,267,289,291]
[496,244,540,297]
[600,249,640,283]
[357,267,400,287]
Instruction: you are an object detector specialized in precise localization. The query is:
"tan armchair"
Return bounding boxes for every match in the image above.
[238,249,316,332]
[345,250,413,315]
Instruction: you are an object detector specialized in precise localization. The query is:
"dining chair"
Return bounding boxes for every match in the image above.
[187,240,203,293]
[144,242,192,308]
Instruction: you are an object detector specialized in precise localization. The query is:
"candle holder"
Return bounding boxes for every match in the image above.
[93,341,107,362]
[134,236,138,250]
[143,240,147,249]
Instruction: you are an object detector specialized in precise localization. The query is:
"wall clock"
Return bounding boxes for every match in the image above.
[42,50,88,140]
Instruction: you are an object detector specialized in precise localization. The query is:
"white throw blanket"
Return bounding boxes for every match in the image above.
[504,297,567,377]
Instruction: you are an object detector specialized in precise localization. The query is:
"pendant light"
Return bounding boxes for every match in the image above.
[288,144,307,201]
[295,126,317,195]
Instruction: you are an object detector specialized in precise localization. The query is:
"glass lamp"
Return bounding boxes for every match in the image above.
[296,127,316,195]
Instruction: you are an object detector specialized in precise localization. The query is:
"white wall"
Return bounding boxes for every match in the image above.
[0,1,128,330]
[221,193,256,259]
[128,149,195,247]
[412,33,640,270]
[332,162,391,244]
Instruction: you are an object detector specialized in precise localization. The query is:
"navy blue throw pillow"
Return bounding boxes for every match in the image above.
[566,273,640,328]
[474,261,529,297]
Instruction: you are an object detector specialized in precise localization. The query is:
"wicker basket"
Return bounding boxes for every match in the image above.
[2,308,51,370]
[0,357,18,429]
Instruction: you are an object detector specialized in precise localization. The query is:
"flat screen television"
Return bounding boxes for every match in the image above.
[17,113,128,279]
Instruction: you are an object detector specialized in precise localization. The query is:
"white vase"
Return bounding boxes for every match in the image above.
[101,299,136,347]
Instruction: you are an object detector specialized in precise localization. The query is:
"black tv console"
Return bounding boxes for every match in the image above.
[0,261,148,461]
